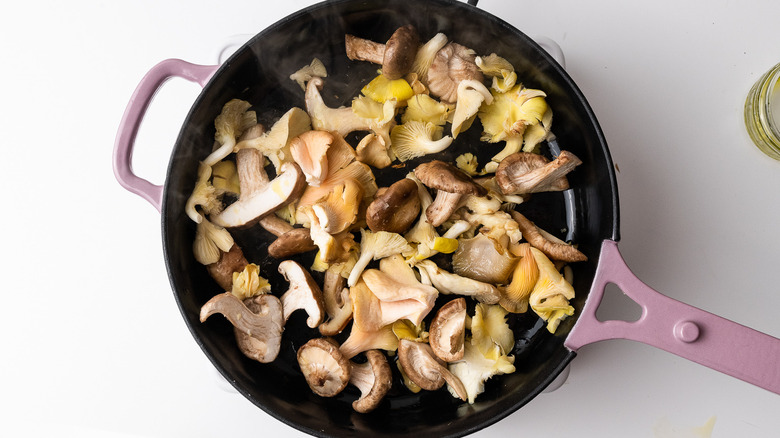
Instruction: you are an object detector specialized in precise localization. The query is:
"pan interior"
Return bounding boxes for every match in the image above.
[162,0,619,436]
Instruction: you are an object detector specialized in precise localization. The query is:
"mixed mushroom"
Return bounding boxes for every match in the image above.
[188,24,585,412]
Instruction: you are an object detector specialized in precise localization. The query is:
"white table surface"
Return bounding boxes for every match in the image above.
[2,0,779,437]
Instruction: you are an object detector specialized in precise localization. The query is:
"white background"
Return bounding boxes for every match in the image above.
[2,0,779,437]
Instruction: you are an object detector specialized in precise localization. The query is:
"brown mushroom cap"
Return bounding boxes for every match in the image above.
[365,178,421,233]
[268,227,317,259]
[397,339,468,401]
[427,42,484,104]
[382,25,420,80]
[414,160,487,226]
[414,160,487,196]
[206,243,248,291]
[428,298,467,362]
[495,151,582,195]
[297,337,351,397]
[349,350,392,413]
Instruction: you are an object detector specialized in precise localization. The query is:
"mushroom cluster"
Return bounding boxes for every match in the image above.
[187,24,587,411]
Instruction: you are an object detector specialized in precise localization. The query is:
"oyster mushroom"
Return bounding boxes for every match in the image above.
[306,77,374,137]
[428,298,467,362]
[297,337,351,397]
[415,260,501,304]
[365,178,421,234]
[339,322,399,360]
[494,151,582,195]
[427,42,483,104]
[278,260,325,328]
[414,160,487,227]
[397,339,468,401]
[289,130,334,186]
[451,232,517,284]
[200,292,284,363]
[345,25,421,80]
[210,147,307,229]
[510,210,587,262]
[349,350,392,413]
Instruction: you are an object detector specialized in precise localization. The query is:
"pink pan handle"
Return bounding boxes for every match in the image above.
[113,59,219,211]
[565,240,780,394]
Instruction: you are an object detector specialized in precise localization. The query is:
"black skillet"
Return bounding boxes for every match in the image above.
[113,0,780,436]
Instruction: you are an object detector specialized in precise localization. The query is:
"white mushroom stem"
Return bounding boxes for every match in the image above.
[426,191,465,227]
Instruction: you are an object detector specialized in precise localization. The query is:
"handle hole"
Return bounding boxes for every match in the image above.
[131,79,203,186]
[596,282,643,323]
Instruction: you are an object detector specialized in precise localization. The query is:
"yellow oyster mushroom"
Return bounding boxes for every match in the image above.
[361,74,415,103]
[401,94,451,126]
[231,263,271,300]
[451,79,493,139]
[528,247,575,333]
[390,120,453,162]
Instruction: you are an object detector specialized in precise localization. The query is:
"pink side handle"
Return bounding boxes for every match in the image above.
[565,240,780,394]
[113,59,219,211]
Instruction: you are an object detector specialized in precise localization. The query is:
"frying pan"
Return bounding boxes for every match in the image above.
[113,0,780,436]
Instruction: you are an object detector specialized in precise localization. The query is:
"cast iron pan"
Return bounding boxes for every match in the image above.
[113,0,780,437]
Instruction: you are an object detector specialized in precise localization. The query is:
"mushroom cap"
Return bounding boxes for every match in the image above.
[428,298,467,362]
[396,339,467,400]
[382,25,420,80]
[350,350,393,413]
[365,178,421,233]
[495,151,582,195]
[267,227,317,259]
[427,42,483,104]
[297,337,351,397]
[414,160,487,196]
[206,243,248,291]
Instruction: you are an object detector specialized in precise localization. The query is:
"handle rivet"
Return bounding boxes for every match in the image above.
[674,321,700,343]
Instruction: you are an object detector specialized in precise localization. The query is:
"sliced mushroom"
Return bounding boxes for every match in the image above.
[510,210,587,262]
[349,350,392,413]
[346,25,421,80]
[495,151,582,195]
[278,260,325,328]
[210,147,307,229]
[429,298,467,362]
[365,178,421,234]
[200,292,284,363]
[206,243,248,291]
[297,337,351,397]
[427,42,483,104]
[414,160,487,227]
[396,339,468,401]
[319,265,353,336]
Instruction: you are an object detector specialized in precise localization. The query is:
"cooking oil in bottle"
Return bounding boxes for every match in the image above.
[745,62,780,160]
